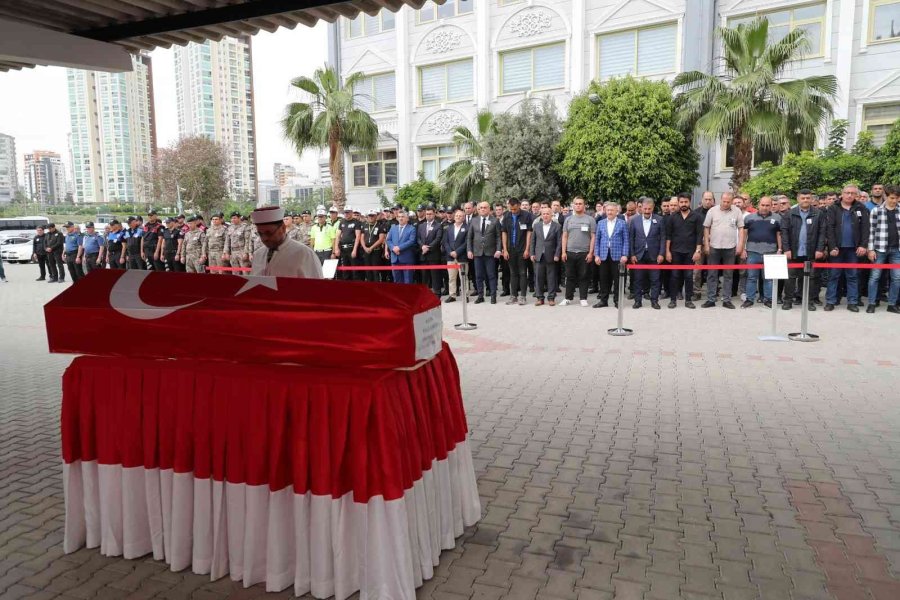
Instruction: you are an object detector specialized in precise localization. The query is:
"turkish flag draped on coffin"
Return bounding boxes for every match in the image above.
[44,270,443,369]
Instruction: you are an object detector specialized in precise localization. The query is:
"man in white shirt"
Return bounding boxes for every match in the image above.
[250,206,324,278]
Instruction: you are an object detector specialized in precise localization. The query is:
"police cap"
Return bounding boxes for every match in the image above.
[230,211,241,218]
[416,204,425,211]
[84,221,95,228]
[301,210,311,215]
[64,221,75,228]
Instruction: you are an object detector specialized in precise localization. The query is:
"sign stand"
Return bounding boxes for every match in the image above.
[759,254,789,342]
[455,263,477,331]
[789,260,820,342]
[608,263,633,336]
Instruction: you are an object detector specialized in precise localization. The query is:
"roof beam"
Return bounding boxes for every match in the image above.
[76,0,361,41]
[0,16,133,72]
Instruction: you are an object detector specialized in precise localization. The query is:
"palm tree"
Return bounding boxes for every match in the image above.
[440,110,496,204]
[282,66,378,210]
[673,18,837,190]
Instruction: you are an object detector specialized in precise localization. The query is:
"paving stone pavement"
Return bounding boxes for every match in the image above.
[1,262,900,600]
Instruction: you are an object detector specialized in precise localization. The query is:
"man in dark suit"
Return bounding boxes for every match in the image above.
[823,184,870,311]
[628,198,666,309]
[466,201,502,303]
[781,190,827,310]
[501,198,534,305]
[530,207,562,305]
[417,206,444,296]
[443,208,469,303]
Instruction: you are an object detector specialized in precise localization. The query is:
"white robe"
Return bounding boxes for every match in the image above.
[251,237,324,278]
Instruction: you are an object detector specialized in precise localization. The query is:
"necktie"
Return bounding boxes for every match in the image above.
[481,219,486,235]
[266,247,276,264]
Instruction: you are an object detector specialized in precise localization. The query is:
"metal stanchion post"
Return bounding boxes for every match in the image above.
[608,262,633,336]
[454,263,477,331]
[759,276,788,342]
[789,260,820,342]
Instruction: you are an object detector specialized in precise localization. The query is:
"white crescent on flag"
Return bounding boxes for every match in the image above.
[109,270,202,320]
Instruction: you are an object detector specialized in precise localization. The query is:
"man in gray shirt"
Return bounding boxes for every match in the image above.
[559,196,596,306]
[702,192,744,309]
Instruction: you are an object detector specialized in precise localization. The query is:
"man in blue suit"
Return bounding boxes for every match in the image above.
[386,210,418,284]
[628,197,666,309]
[593,201,630,308]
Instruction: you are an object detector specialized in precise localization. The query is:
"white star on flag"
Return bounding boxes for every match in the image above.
[235,276,279,296]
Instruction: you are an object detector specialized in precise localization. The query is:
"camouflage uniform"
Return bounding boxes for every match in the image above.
[249,227,262,255]
[183,228,206,273]
[224,222,251,269]
[203,224,227,273]
[288,222,312,246]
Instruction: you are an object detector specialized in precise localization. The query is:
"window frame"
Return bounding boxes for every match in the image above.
[499,41,567,96]
[719,135,815,172]
[354,71,397,113]
[350,149,399,188]
[419,144,463,182]
[595,21,679,81]
[862,102,900,146]
[345,10,395,38]
[417,58,474,106]
[868,0,900,45]
[726,1,828,58]
[417,0,474,24]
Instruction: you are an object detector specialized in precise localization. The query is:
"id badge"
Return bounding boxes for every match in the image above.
[806,218,813,225]
[580,226,589,232]
[519,223,528,230]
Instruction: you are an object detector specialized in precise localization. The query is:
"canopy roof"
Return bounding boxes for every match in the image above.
[0,0,426,72]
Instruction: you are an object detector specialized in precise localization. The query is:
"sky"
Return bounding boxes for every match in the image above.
[0,22,329,187]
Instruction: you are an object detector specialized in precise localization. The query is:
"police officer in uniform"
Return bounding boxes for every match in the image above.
[161,217,185,271]
[44,223,65,282]
[105,220,126,269]
[63,222,84,283]
[360,209,386,282]
[76,222,105,273]
[142,210,165,271]
[124,216,145,270]
[310,209,334,264]
[32,226,48,280]
[334,206,361,281]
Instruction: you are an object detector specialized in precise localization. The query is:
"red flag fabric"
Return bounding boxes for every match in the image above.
[44,270,442,369]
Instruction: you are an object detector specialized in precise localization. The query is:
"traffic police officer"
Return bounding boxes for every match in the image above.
[310,209,335,264]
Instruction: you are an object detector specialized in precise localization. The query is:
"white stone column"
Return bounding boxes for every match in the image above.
[476,0,490,108]
[396,6,413,184]
[833,0,856,127]
[571,0,586,93]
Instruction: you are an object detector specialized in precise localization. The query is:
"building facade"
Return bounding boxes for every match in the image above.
[24,151,65,204]
[330,0,900,209]
[0,133,16,204]
[273,162,298,186]
[174,36,258,200]
[67,53,156,204]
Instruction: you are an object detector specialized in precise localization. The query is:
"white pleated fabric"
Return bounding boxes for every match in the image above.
[63,441,481,600]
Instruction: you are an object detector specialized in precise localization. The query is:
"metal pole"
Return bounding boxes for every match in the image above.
[455,262,477,331]
[759,276,788,341]
[608,262,633,336]
[789,260,820,342]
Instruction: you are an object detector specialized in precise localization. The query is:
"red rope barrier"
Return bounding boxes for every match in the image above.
[206,266,252,273]
[627,262,900,270]
[337,265,461,271]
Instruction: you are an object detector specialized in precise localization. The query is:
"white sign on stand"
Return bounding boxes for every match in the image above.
[760,254,789,341]
[322,259,339,279]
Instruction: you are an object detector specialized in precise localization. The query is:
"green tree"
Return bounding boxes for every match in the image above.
[440,110,496,204]
[673,18,837,190]
[146,135,230,217]
[555,77,698,202]
[823,119,848,158]
[484,98,562,201]
[394,172,442,211]
[282,66,378,210]
[880,119,900,185]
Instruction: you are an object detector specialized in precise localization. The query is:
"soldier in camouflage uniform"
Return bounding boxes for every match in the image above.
[223,211,251,269]
[287,210,312,246]
[203,213,227,273]
[181,216,207,273]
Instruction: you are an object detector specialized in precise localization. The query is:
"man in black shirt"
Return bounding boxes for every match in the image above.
[360,210,386,283]
[32,226,48,280]
[142,210,165,271]
[44,223,65,282]
[666,192,703,308]
[161,218,185,272]
[501,198,534,305]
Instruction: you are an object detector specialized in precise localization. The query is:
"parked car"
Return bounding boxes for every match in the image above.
[1,237,34,263]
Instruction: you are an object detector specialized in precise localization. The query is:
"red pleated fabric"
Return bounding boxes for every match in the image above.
[60,343,467,503]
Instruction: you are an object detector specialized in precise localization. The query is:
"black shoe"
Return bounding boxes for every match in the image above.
[824,304,835,311]
[866,305,876,314]
[58,278,65,282]
[500,292,510,297]
[627,292,634,300]
[668,301,676,309]
[47,278,57,283]
[643,293,650,300]
[36,277,45,281]
[722,301,735,309]
[444,296,456,303]
[807,303,816,311]
[701,301,715,308]
[632,302,642,309]
[651,302,661,310]
[741,300,753,308]
[782,302,793,310]
[887,305,900,314]
[847,304,859,313]
[812,298,822,306]
[490,295,497,304]
[777,298,783,304]
[763,300,772,308]
[587,288,598,294]
[592,301,608,308]
[685,301,696,309]
[474,296,484,304]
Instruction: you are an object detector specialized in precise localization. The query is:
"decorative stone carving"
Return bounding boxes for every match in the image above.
[425,29,463,53]
[425,111,464,135]
[510,10,553,37]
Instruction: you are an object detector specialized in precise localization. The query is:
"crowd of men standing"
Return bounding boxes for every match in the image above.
[16,183,900,315]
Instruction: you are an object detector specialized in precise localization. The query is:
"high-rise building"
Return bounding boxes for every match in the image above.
[0,133,17,204]
[24,150,64,204]
[273,162,297,186]
[331,0,900,208]
[67,53,156,204]
[175,36,258,200]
